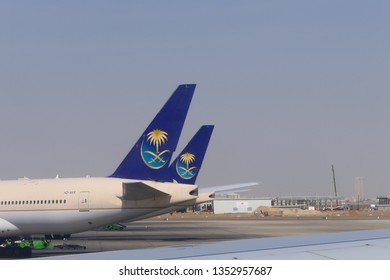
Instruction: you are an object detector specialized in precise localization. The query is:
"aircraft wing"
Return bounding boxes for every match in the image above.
[46,228,390,260]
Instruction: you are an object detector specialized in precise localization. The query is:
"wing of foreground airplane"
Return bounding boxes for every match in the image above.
[46,228,390,260]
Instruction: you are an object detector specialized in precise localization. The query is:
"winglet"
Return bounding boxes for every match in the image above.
[110,84,195,180]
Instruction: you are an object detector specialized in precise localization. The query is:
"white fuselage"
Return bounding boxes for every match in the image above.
[0,177,197,237]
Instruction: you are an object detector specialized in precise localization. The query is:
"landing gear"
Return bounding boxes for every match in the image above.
[0,240,32,258]
[45,234,71,240]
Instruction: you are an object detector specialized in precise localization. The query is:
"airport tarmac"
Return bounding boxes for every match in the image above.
[31,215,390,258]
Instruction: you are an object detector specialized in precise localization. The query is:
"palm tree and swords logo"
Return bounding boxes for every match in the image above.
[140,128,198,177]
[176,152,198,180]
[141,129,171,169]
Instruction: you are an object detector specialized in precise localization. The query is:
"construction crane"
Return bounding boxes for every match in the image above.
[332,164,338,207]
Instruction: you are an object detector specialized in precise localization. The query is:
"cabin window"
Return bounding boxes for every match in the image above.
[0,199,71,206]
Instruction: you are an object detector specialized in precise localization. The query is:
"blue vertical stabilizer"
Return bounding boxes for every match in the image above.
[166,125,214,184]
[110,84,196,180]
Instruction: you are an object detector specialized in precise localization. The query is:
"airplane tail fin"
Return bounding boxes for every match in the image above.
[166,125,214,184]
[110,84,195,180]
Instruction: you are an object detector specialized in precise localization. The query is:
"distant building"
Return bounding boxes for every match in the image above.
[378,196,390,205]
[213,198,272,214]
[272,196,345,210]
[377,196,390,211]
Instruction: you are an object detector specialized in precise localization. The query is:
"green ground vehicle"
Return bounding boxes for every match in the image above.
[17,239,52,250]
[0,239,52,258]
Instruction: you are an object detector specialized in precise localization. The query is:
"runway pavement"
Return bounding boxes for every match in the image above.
[31,216,390,258]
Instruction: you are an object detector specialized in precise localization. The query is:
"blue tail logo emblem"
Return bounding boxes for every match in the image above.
[176,152,198,180]
[141,129,171,169]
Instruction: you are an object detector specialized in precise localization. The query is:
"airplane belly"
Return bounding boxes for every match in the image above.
[0,208,157,236]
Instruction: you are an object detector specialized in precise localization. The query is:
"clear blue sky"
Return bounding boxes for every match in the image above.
[1,1,390,198]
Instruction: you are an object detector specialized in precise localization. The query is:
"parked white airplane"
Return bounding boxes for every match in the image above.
[0,84,199,257]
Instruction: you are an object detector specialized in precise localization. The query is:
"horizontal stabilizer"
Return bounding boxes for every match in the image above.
[121,182,170,200]
[200,182,259,194]
[195,192,215,204]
